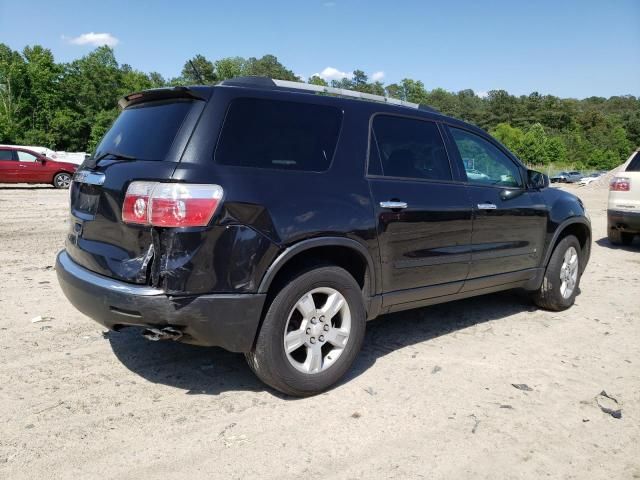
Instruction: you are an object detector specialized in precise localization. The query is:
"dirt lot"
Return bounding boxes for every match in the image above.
[0,183,638,479]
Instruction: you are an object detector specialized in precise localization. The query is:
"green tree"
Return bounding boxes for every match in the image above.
[0,42,636,168]
[215,57,245,81]
[490,123,525,154]
[308,75,328,87]
[242,55,298,81]
[181,54,216,84]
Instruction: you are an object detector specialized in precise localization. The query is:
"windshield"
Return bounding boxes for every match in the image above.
[95,100,194,161]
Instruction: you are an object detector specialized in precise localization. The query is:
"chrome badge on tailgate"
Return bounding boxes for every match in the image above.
[73,170,105,186]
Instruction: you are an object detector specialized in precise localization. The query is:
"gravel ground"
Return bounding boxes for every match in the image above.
[0,183,638,479]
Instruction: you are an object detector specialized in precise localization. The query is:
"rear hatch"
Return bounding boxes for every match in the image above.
[66,88,209,284]
[609,150,640,212]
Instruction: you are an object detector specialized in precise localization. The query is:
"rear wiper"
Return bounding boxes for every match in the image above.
[94,151,136,162]
[84,151,136,169]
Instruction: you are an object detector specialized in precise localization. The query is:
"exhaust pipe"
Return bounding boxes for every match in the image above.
[143,326,183,342]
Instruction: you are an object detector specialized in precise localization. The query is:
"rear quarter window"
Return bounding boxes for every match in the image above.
[215,97,343,172]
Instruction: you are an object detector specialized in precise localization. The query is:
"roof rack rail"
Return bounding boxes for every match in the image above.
[219,76,438,113]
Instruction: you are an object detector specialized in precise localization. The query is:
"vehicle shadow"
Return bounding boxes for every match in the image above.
[107,290,537,398]
[595,236,640,251]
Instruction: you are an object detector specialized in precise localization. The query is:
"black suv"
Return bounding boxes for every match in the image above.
[56,77,591,396]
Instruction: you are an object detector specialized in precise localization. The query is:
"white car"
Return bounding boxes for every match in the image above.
[578,173,603,186]
[608,150,640,245]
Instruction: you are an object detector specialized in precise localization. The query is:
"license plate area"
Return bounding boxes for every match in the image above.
[70,181,101,219]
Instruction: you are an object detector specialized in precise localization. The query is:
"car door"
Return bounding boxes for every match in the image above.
[445,126,547,286]
[15,150,49,183]
[367,114,473,305]
[0,149,19,182]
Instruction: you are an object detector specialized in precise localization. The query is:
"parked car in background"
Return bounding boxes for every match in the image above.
[0,145,89,165]
[0,146,78,188]
[551,171,582,183]
[578,172,603,186]
[56,78,591,396]
[608,149,640,245]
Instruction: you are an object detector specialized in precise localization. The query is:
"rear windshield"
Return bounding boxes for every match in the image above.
[215,97,342,172]
[626,151,640,171]
[95,100,193,161]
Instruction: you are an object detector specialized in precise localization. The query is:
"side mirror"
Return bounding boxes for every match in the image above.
[528,169,549,189]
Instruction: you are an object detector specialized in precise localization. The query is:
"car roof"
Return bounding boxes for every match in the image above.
[123,77,478,131]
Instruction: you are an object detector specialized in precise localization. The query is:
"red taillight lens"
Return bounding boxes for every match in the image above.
[122,182,223,227]
[610,177,630,191]
[122,181,156,224]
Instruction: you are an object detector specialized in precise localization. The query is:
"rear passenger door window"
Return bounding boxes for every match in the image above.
[215,97,343,172]
[0,150,15,161]
[368,115,452,181]
[449,128,523,188]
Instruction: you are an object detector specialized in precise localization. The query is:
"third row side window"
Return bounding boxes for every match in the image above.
[369,115,452,181]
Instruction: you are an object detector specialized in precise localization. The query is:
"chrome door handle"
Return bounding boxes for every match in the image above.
[477,203,497,210]
[380,201,408,209]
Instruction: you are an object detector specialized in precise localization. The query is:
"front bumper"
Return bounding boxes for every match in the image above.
[56,250,266,352]
[608,209,640,233]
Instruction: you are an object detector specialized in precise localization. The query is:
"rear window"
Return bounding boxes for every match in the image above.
[626,151,640,171]
[215,98,342,172]
[0,150,14,161]
[95,100,193,161]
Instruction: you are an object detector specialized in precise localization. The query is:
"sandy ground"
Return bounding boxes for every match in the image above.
[0,183,638,479]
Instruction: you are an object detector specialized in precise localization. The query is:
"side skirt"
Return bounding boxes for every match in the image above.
[378,268,544,315]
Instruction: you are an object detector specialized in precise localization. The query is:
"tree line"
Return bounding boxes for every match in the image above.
[1,44,638,170]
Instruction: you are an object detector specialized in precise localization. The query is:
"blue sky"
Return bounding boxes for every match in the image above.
[1,0,638,98]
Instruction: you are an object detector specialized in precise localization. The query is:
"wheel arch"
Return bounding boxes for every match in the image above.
[258,237,377,298]
[542,217,591,274]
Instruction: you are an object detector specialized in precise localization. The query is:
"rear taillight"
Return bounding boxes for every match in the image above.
[610,177,630,192]
[122,182,223,227]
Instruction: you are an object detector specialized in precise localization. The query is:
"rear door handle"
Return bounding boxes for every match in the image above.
[380,201,408,209]
[477,203,497,210]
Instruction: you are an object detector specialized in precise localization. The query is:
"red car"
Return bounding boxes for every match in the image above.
[0,146,78,188]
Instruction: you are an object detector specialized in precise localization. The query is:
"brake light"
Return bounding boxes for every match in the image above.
[610,177,630,191]
[122,181,156,224]
[122,182,223,227]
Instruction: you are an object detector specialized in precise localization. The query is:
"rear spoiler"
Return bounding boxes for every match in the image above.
[118,86,209,109]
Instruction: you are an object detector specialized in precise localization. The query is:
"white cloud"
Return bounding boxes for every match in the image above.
[323,2,336,7]
[371,71,385,82]
[477,90,489,98]
[313,67,349,81]
[66,32,119,47]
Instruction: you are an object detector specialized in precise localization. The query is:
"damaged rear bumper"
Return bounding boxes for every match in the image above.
[56,250,265,352]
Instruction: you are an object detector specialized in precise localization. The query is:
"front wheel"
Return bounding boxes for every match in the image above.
[53,172,72,189]
[532,235,582,311]
[246,266,366,397]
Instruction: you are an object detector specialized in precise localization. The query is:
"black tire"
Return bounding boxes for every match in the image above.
[607,225,634,246]
[246,265,366,397]
[53,172,72,189]
[532,235,582,311]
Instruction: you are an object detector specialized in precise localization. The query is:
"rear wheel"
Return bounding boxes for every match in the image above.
[532,235,582,311]
[53,172,72,189]
[607,223,634,246]
[246,265,366,397]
